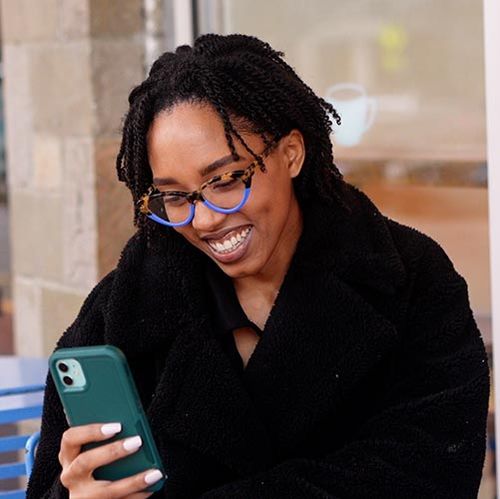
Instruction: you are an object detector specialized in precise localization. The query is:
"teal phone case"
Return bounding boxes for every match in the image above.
[49,345,166,493]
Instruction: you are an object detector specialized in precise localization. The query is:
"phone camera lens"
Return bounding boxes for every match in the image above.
[63,376,73,385]
[58,362,69,372]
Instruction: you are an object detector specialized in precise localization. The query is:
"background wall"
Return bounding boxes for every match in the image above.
[1,0,143,356]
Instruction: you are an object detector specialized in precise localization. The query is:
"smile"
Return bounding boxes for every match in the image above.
[207,226,252,254]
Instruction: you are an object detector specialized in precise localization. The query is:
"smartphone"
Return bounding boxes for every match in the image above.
[49,344,166,494]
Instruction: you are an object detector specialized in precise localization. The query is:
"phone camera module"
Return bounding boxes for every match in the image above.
[63,376,73,385]
[58,362,69,372]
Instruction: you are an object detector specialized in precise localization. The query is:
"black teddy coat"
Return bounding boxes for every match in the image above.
[27,182,490,499]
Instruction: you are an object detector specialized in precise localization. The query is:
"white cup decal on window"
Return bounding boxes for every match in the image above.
[325,83,377,147]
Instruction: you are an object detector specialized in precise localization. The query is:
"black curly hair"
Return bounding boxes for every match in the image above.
[116,33,349,243]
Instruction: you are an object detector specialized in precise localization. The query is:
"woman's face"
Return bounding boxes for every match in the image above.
[146,101,305,279]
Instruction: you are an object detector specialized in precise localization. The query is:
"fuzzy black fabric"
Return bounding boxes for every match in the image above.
[26,181,490,499]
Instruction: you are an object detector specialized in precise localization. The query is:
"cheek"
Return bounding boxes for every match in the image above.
[242,176,293,238]
[251,168,293,215]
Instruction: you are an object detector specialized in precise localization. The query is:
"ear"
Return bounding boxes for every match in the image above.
[281,129,305,179]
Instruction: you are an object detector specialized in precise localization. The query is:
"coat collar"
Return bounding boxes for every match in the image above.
[103,181,408,475]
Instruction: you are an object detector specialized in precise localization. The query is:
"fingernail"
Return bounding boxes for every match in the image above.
[144,469,163,485]
[123,435,142,452]
[101,422,121,436]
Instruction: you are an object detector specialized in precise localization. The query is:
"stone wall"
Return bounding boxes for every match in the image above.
[1,0,146,356]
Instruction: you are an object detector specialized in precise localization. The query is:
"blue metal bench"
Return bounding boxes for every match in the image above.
[0,383,45,498]
[0,356,47,499]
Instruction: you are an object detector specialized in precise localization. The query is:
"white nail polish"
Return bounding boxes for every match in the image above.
[144,469,163,485]
[101,422,121,435]
[123,435,142,451]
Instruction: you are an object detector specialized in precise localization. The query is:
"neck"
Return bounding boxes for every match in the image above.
[232,197,304,303]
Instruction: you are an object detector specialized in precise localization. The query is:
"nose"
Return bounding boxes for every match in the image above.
[191,201,226,232]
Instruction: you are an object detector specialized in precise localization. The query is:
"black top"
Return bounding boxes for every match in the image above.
[204,259,263,374]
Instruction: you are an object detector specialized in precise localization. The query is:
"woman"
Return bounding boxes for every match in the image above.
[27,34,490,498]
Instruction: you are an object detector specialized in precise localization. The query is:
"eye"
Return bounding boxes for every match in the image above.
[163,194,187,207]
[211,177,239,190]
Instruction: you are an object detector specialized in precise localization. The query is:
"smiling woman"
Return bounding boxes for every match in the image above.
[27,34,490,499]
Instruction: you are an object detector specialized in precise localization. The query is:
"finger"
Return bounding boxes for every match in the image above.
[69,435,143,479]
[59,422,122,468]
[101,468,164,499]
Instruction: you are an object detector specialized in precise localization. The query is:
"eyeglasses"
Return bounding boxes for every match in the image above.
[137,139,279,227]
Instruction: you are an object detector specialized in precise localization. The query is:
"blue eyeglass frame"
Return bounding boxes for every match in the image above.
[137,139,279,227]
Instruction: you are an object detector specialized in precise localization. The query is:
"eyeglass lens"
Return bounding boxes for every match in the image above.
[149,176,247,225]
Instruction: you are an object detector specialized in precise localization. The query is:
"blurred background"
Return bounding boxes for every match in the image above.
[0,0,496,496]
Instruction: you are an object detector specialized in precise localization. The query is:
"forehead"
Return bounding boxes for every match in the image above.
[146,102,262,188]
[147,105,229,189]
[147,102,230,161]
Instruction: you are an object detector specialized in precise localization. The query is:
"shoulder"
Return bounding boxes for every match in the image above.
[340,182,464,292]
[386,216,460,271]
[52,228,172,350]
[342,182,459,277]
[55,269,117,349]
[384,216,468,299]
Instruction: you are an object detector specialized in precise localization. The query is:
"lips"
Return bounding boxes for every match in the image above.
[205,225,253,263]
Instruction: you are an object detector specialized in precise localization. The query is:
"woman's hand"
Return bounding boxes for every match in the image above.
[58,422,164,498]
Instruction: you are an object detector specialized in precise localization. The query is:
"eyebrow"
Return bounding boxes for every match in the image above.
[153,153,241,187]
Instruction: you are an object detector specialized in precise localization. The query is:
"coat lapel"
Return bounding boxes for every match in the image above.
[240,251,402,457]
[144,321,278,476]
[102,181,408,477]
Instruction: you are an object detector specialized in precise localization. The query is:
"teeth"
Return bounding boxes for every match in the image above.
[208,226,252,254]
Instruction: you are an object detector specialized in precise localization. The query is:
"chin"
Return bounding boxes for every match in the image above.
[220,255,264,279]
